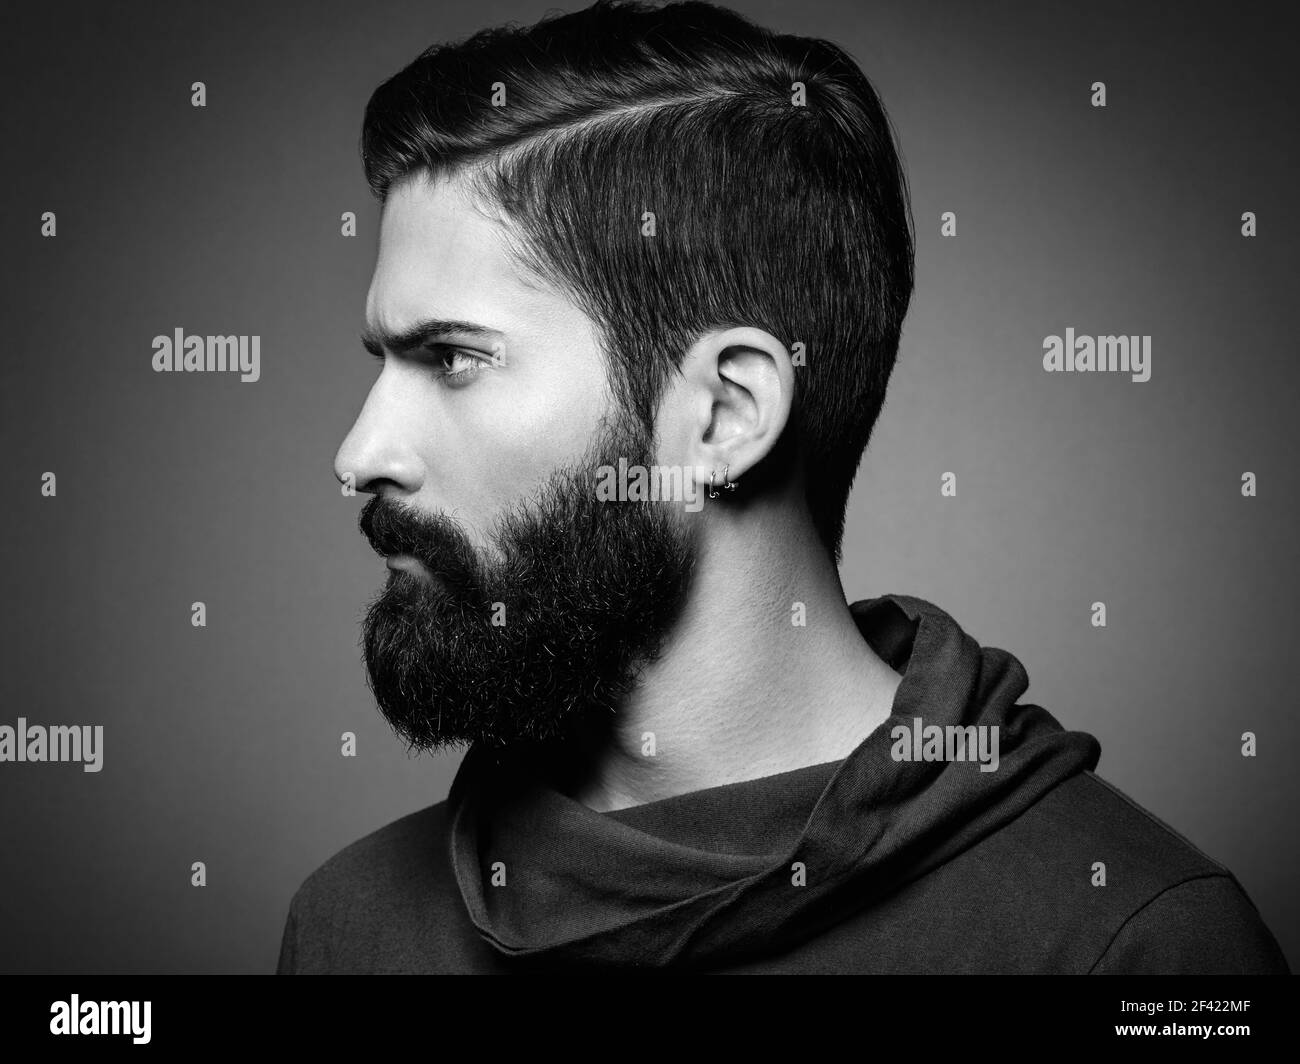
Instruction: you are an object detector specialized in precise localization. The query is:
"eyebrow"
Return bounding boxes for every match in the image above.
[360,318,503,358]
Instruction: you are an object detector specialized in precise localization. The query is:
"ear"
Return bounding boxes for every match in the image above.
[661,326,795,486]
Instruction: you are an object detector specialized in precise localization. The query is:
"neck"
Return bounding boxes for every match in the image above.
[548,512,902,812]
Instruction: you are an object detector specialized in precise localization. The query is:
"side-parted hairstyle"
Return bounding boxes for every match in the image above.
[361,0,915,560]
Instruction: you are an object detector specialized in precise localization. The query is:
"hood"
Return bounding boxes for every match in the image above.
[446,593,1101,970]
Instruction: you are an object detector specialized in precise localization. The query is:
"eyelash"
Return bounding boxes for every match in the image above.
[432,347,484,381]
[368,344,491,385]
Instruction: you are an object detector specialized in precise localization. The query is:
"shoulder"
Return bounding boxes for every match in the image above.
[1007,771,1289,973]
[293,800,453,903]
[1090,874,1289,974]
[277,801,458,973]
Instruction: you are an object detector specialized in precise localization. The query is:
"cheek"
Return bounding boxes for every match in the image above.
[434,366,610,541]
[494,380,607,491]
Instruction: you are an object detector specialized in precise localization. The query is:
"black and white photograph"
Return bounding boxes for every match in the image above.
[3,0,1297,1045]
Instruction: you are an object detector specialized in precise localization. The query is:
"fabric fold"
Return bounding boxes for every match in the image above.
[447,593,1101,969]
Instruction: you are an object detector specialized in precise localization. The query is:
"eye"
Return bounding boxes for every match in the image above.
[441,349,479,374]
[427,345,488,383]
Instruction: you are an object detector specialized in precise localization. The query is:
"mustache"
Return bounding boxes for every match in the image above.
[358,495,481,586]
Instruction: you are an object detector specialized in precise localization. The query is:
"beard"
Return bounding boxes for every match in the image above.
[357,412,697,756]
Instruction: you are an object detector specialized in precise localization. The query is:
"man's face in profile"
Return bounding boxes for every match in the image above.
[334,172,696,753]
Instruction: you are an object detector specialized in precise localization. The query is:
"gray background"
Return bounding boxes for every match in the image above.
[2,0,1296,972]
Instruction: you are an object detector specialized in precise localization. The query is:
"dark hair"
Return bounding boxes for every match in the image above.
[361,0,915,560]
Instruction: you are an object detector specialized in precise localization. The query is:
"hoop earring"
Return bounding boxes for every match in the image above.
[708,464,739,499]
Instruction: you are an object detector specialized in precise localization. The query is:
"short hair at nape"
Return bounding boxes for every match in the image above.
[361,0,915,561]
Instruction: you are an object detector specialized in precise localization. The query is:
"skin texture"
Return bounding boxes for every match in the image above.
[335,169,903,812]
[339,172,614,551]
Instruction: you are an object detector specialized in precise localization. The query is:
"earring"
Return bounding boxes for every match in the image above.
[708,464,739,499]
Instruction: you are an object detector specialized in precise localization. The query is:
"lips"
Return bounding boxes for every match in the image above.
[385,554,431,577]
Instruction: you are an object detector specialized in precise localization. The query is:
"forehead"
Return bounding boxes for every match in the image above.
[365,170,549,336]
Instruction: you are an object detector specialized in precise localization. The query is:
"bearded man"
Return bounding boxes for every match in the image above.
[276,0,1288,974]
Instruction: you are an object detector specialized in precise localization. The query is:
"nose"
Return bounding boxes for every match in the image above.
[333,368,425,497]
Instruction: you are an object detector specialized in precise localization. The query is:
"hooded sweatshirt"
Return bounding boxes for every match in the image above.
[276,593,1289,974]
